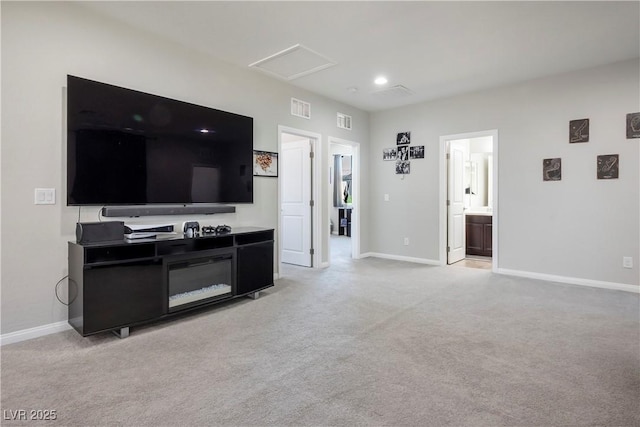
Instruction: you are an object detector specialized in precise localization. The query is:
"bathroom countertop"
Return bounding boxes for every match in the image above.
[465,211,492,216]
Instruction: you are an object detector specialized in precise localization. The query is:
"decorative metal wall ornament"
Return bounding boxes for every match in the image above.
[569,118,589,143]
[542,158,561,181]
[597,154,619,179]
[626,112,640,138]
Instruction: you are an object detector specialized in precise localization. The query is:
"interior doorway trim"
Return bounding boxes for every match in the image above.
[327,136,360,265]
[278,125,323,272]
[439,129,499,272]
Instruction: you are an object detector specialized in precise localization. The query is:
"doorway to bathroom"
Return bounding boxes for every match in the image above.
[440,130,498,271]
[328,137,360,266]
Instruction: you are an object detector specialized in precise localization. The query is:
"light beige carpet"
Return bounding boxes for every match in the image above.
[1,255,638,426]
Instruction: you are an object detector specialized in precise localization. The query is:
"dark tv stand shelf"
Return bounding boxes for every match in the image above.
[68,227,274,337]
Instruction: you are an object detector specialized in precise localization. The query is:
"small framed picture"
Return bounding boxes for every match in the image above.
[597,154,619,179]
[397,146,409,161]
[569,118,589,143]
[542,158,561,181]
[626,112,640,139]
[253,150,278,177]
[382,148,397,161]
[395,160,410,174]
[410,146,425,159]
[396,131,411,145]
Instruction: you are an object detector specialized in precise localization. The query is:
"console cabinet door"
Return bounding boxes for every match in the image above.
[236,242,274,295]
[83,260,163,334]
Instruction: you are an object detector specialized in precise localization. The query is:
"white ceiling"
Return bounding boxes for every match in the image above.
[81,1,639,112]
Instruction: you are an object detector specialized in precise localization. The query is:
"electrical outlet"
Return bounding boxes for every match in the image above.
[404,237,409,246]
[623,257,633,269]
[384,194,389,202]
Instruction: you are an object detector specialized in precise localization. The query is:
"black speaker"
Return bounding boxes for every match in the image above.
[76,221,125,244]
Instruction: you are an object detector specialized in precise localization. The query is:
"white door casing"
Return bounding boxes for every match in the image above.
[281,138,312,267]
[447,139,468,264]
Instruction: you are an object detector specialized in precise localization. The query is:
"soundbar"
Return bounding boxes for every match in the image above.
[101,205,236,217]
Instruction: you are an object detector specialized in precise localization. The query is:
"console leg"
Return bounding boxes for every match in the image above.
[112,327,130,339]
[247,291,260,300]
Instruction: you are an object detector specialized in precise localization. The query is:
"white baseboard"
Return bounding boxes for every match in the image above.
[497,268,639,293]
[362,252,441,266]
[0,320,72,346]
[359,253,638,293]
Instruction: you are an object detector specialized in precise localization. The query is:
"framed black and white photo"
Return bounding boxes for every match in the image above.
[395,160,410,174]
[542,158,561,181]
[382,148,397,161]
[397,146,409,161]
[626,112,640,139]
[569,118,589,143]
[597,154,619,179]
[396,131,411,145]
[253,150,278,177]
[410,146,425,159]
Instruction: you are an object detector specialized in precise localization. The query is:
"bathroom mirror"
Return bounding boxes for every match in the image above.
[465,160,477,196]
[333,155,352,207]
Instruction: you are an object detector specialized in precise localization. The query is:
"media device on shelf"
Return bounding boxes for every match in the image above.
[215,224,232,234]
[124,224,174,240]
[76,221,125,244]
[66,75,254,208]
[182,221,200,238]
[202,225,232,235]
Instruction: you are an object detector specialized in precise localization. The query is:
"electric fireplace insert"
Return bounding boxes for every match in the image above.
[166,250,235,312]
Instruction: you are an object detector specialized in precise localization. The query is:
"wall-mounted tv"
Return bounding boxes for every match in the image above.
[67,75,253,206]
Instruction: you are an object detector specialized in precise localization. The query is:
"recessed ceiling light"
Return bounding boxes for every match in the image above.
[374,76,388,85]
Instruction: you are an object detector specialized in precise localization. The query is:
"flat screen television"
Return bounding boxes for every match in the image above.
[67,75,253,206]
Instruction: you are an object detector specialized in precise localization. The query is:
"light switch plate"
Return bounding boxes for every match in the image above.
[623,257,633,269]
[34,188,55,205]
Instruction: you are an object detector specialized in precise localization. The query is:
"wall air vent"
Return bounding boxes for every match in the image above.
[337,113,352,130]
[372,85,414,100]
[291,98,311,119]
[249,44,336,81]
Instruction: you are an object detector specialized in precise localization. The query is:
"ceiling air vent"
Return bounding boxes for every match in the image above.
[372,85,414,100]
[291,98,311,119]
[337,113,352,130]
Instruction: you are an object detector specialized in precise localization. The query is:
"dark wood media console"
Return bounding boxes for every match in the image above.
[68,227,274,337]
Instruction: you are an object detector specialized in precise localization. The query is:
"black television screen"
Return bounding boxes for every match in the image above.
[67,75,253,205]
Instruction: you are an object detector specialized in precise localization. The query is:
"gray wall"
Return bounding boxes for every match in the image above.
[0,2,370,334]
[2,1,637,337]
[369,59,639,286]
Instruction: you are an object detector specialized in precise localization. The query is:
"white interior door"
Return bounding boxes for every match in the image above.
[447,140,468,264]
[281,138,312,267]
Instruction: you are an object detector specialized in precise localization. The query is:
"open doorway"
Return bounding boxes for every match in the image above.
[278,127,322,270]
[440,130,498,272]
[328,137,360,266]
